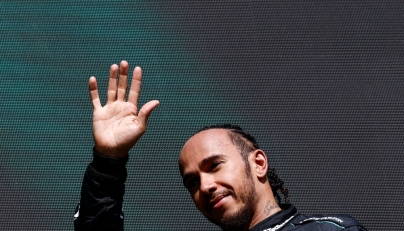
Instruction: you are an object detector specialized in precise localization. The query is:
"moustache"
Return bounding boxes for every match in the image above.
[207,189,234,211]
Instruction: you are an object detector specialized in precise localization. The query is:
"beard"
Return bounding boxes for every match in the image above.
[219,204,254,231]
[209,175,257,231]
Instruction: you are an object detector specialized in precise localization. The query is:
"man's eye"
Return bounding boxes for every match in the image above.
[210,161,222,170]
[186,179,199,190]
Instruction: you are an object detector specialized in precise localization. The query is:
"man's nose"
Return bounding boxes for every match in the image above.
[199,174,217,194]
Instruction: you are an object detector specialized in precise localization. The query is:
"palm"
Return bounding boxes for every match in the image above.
[93,101,141,155]
[89,61,159,158]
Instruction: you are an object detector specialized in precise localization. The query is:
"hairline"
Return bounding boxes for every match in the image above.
[197,128,257,173]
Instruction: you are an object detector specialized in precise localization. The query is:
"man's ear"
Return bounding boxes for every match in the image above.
[249,149,268,179]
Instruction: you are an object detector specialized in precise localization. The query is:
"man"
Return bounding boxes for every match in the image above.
[74,61,367,230]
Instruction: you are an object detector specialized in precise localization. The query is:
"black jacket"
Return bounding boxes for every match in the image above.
[74,149,127,231]
[250,204,367,231]
[74,149,367,231]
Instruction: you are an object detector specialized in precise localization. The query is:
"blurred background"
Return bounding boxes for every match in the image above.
[0,1,402,230]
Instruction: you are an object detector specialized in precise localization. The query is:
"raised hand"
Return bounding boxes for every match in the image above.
[89,61,159,158]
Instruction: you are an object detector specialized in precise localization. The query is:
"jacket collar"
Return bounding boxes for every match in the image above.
[250,204,298,231]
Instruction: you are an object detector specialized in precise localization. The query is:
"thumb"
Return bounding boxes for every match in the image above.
[138,100,160,126]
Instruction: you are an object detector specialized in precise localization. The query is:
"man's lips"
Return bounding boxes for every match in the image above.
[210,195,228,209]
[207,191,231,212]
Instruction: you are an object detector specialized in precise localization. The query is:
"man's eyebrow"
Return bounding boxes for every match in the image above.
[182,154,227,187]
[199,154,226,168]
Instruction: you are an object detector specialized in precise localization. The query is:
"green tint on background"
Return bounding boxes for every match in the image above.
[1,1,403,230]
[0,1,237,230]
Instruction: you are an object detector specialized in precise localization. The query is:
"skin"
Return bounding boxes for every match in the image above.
[179,129,281,230]
[89,60,159,158]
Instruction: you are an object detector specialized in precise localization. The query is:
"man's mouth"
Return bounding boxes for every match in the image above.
[207,191,231,212]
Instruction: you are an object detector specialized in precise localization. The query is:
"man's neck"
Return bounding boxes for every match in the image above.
[248,193,282,230]
[251,200,281,228]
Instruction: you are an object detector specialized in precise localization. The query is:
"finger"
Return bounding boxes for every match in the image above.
[107,64,119,104]
[128,66,142,107]
[117,60,128,101]
[89,76,102,110]
[138,100,160,126]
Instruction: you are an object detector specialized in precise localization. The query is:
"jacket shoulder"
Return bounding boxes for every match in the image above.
[289,213,366,230]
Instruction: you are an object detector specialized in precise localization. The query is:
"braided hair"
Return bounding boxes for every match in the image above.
[197,124,290,204]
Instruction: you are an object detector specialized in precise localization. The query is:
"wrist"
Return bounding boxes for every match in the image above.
[91,147,128,179]
[94,145,129,158]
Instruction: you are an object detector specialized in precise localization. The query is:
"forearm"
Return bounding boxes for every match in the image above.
[74,148,128,231]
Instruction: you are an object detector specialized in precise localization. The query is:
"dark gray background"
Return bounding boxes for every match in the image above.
[0,1,402,230]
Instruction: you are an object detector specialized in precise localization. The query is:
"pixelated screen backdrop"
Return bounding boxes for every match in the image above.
[0,1,402,230]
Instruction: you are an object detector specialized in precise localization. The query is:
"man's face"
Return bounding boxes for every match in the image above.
[179,129,257,229]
